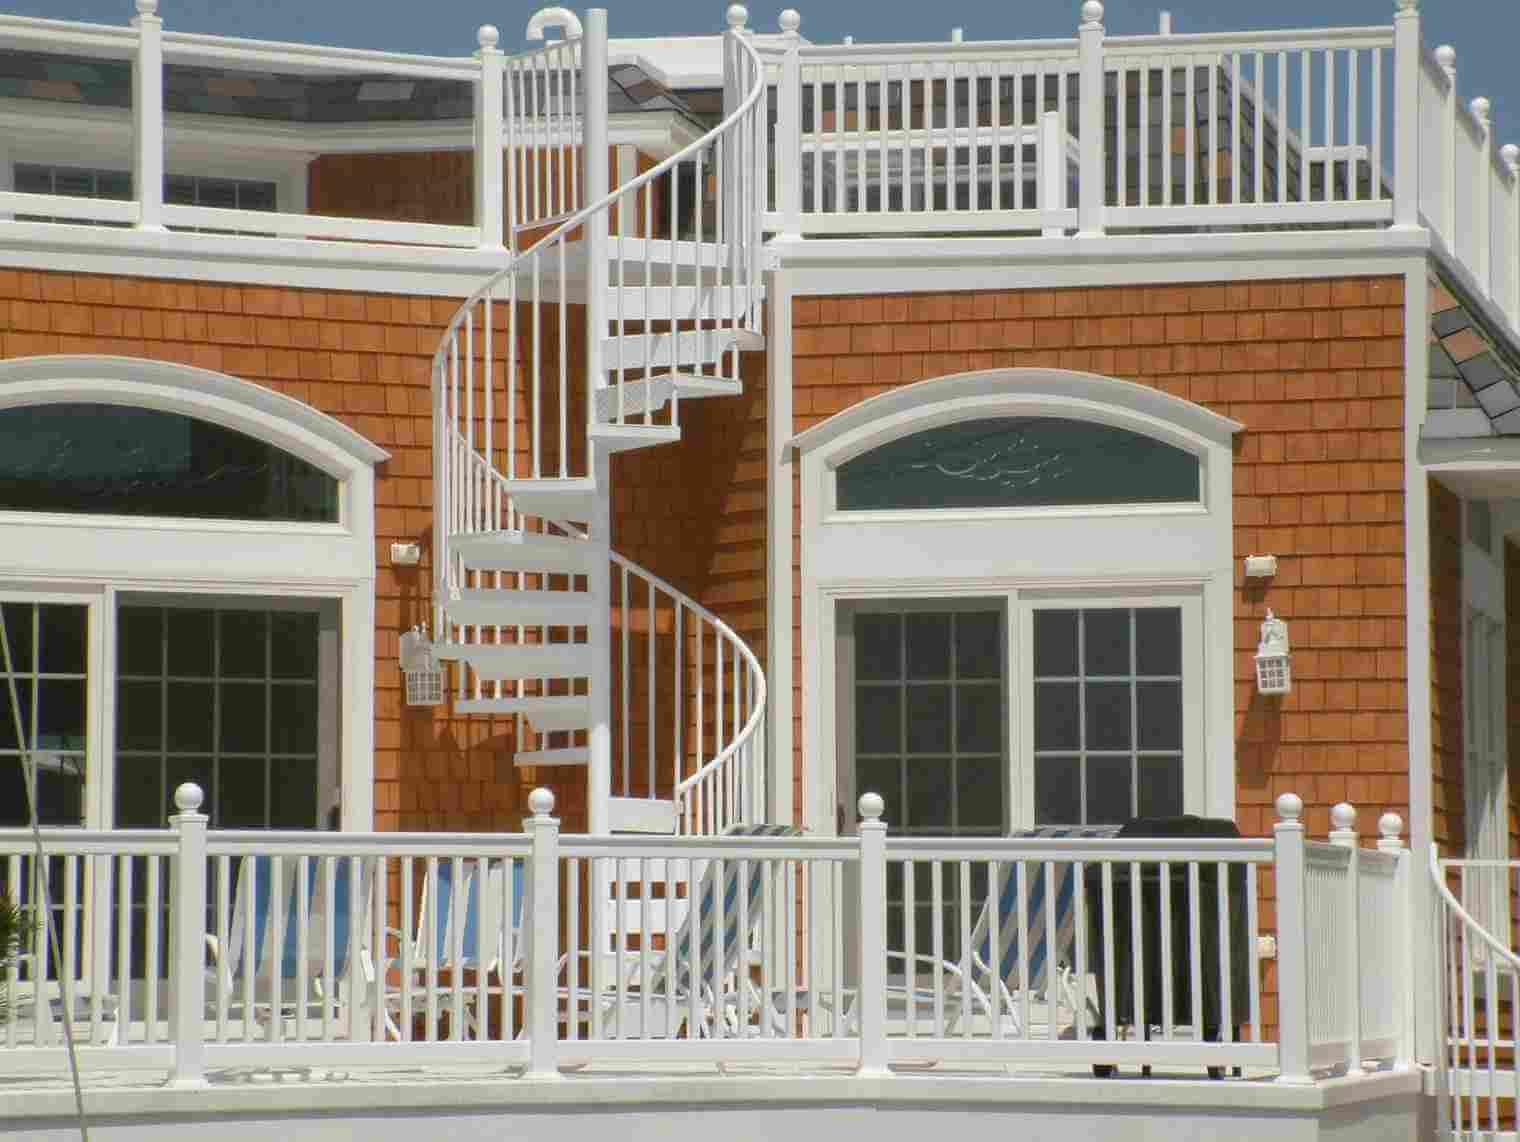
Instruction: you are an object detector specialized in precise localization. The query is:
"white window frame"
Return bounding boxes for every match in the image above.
[0,355,386,830]
[793,368,1241,839]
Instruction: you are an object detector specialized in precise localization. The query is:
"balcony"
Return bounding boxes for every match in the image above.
[0,786,1420,1137]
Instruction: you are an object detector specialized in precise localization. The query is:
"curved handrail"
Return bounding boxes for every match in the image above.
[1429,844,1520,972]
[428,27,766,377]
[610,551,767,833]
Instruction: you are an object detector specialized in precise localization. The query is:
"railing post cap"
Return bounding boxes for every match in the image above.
[1275,792,1304,822]
[1395,0,1418,10]
[135,0,158,15]
[858,791,885,823]
[779,9,801,35]
[173,782,204,814]
[477,24,500,49]
[1501,143,1520,171]
[1330,802,1357,832]
[1080,1,1104,28]
[1434,44,1456,70]
[727,4,748,30]
[1378,812,1404,841]
[1471,96,1491,124]
[528,787,556,818]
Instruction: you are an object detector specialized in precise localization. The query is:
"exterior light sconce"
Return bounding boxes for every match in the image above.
[399,623,443,706]
[1254,610,1292,696]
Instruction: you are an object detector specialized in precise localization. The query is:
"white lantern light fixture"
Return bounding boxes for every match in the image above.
[399,623,443,706]
[1254,610,1291,695]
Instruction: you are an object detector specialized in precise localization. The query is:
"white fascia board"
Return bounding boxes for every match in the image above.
[1420,435,1520,499]
[0,98,698,160]
[0,219,509,295]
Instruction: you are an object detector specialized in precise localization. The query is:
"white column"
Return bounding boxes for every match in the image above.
[1472,97,1493,293]
[1328,803,1362,1074]
[1273,792,1312,1084]
[775,10,803,238]
[1392,0,1421,230]
[1503,144,1520,333]
[1377,812,1415,1071]
[525,788,562,1078]
[132,0,164,230]
[856,792,888,1075]
[583,7,609,388]
[474,25,506,251]
[1437,46,1457,249]
[168,783,208,1087]
[1076,1,1106,238]
[1041,110,1065,237]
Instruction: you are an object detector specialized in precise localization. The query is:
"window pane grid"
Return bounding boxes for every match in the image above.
[1033,606,1184,825]
[0,601,88,827]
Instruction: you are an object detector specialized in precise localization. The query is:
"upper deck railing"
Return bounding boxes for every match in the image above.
[0,1,1516,339]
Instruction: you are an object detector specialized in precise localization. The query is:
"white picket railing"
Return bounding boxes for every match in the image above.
[1431,852,1520,1141]
[0,786,1416,1088]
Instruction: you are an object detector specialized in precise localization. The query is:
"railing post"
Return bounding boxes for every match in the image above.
[525,788,562,1079]
[474,25,506,251]
[856,792,888,1075]
[131,0,164,231]
[1472,98,1493,293]
[1076,1,1106,238]
[1503,144,1520,333]
[1329,803,1362,1074]
[1392,0,1421,230]
[775,10,804,239]
[1273,792,1313,1084]
[583,8,609,392]
[1437,45,1457,248]
[1041,110,1065,237]
[168,782,208,1088]
[1378,812,1415,1071]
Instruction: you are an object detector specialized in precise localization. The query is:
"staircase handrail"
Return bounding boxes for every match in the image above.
[609,551,767,828]
[428,24,766,378]
[1429,844,1520,971]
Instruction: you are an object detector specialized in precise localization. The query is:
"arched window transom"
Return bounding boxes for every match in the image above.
[836,416,1201,512]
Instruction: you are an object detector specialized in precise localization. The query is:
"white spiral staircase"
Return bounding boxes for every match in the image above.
[426,6,768,837]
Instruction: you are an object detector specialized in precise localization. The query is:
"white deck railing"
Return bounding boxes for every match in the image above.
[0,786,1414,1086]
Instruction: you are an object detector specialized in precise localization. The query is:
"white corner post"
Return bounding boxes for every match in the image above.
[1472,97,1493,293]
[1391,0,1420,230]
[1503,145,1520,333]
[775,10,804,239]
[168,782,208,1087]
[1436,46,1457,249]
[525,788,562,1078]
[1378,812,1415,1071]
[1329,803,1362,1074]
[474,25,506,251]
[856,792,888,1075]
[1273,792,1312,1084]
[1041,110,1065,237]
[582,7,611,837]
[1076,1,1106,238]
[131,0,164,231]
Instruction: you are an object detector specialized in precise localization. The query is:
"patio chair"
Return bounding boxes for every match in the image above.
[205,853,373,1033]
[565,824,800,1040]
[380,857,525,1041]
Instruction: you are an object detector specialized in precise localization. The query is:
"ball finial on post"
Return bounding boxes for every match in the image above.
[1080,1,1104,27]
[1378,812,1404,843]
[727,4,748,30]
[1434,44,1456,71]
[1330,802,1357,833]
[779,9,801,35]
[1471,96,1491,125]
[1395,0,1419,10]
[477,24,499,49]
[527,787,556,818]
[1501,144,1520,173]
[1275,792,1304,823]
[173,782,204,814]
[136,0,159,15]
[858,792,885,822]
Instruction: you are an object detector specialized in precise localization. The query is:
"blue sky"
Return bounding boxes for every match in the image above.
[18,0,1517,132]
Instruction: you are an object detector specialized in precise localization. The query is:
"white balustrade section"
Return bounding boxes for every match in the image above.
[1431,850,1520,1138]
[506,35,584,237]
[2,786,1419,1086]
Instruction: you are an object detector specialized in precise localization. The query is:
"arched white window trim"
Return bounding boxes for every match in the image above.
[0,355,388,830]
[789,368,1242,835]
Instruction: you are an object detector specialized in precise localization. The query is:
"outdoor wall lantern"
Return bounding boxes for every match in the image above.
[1254,610,1292,696]
[399,623,444,706]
